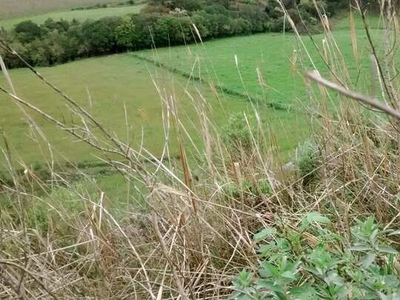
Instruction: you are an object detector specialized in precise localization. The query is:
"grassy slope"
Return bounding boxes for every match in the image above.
[0,4,146,30]
[0,54,308,168]
[0,0,135,19]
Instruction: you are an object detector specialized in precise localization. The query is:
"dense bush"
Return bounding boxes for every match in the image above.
[0,0,351,68]
[233,215,400,299]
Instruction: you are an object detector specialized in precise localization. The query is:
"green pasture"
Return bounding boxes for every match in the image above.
[0,12,386,173]
[0,4,146,30]
[137,15,385,111]
[0,0,133,19]
[0,54,308,169]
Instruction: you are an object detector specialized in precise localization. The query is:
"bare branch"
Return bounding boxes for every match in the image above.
[306,71,400,120]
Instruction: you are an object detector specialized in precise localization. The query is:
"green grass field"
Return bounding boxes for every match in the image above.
[0,0,138,19]
[137,15,384,110]
[0,4,146,30]
[0,12,384,172]
[0,54,308,169]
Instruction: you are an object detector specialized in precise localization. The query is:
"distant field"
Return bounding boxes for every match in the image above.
[0,0,136,19]
[137,20,382,110]
[0,4,146,30]
[0,54,308,168]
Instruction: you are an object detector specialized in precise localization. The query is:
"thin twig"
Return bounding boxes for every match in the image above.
[306,71,400,120]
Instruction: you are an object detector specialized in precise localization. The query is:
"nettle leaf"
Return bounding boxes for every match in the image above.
[258,242,275,257]
[376,245,398,255]
[348,243,373,252]
[381,275,400,289]
[370,229,380,244]
[257,279,281,291]
[281,271,297,280]
[324,271,344,286]
[289,285,318,299]
[254,227,277,242]
[360,253,376,269]
[259,262,279,278]
[306,212,331,225]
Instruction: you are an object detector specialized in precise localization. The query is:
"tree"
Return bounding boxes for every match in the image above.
[154,16,192,46]
[80,17,121,55]
[115,16,138,49]
[14,20,43,44]
[43,18,70,33]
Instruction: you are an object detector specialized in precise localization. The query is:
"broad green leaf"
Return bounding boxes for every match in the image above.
[281,271,297,280]
[360,253,376,268]
[348,243,373,252]
[376,245,398,255]
[289,285,318,299]
[324,271,344,286]
[256,279,279,290]
[370,229,380,244]
[259,262,279,278]
[306,212,330,224]
[254,227,277,242]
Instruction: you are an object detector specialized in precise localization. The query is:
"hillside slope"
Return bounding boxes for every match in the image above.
[0,0,131,19]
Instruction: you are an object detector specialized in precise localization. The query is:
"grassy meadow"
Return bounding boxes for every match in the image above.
[137,14,385,109]
[0,4,146,30]
[0,13,386,171]
[0,0,139,19]
[0,53,308,168]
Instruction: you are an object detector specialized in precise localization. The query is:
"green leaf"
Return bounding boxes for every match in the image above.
[281,271,297,280]
[376,245,398,255]
[348,243,373,252]
[324,271,344,286]
[257,279,280,291]
[370,229,380,244]
[360,253,376,268]
[254,227,277,242]
[289,285,317,299]
[259,262,279,278]
[306,212,330,224]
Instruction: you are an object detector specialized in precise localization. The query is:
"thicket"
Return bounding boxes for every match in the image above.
[0,0,350,69]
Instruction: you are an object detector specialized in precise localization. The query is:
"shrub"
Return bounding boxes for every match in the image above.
[232,215,400,299]
[296,140,320,185]
[221,112,257,158]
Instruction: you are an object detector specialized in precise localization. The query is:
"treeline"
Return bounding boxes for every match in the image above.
[0,0,349,69]
[71,0,136,11]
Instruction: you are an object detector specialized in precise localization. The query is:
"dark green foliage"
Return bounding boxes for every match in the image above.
[14,20,44,43]
[81,17,121,55]
[232,215,400,299]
